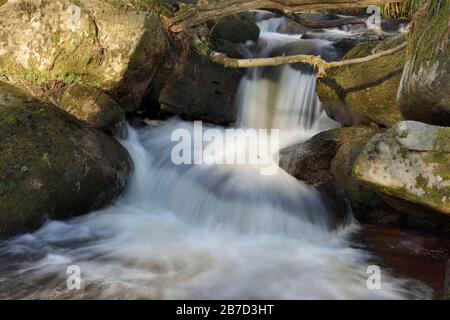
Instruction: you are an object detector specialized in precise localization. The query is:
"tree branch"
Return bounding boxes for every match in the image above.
[209,41,407,76]
[166,0,405,33]
[287,13,366,29]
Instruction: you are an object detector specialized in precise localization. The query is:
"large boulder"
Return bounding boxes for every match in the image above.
[329,127,408,226]
[330,127,387,211]
[146,52,242,125]
[0,81,132,238]
[279,126,381,224]
[59,83,126,136]
[397,2,450,126]
[354,121,450,222]
[211,13,260,44]
[279,126,379,189]
[0,0,166,111]
[317,37,406,127]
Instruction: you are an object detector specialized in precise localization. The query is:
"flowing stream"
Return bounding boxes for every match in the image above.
[0,17,430,299]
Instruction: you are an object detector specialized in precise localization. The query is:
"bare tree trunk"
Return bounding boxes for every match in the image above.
[209,42,407,76]
[166,0,404,32]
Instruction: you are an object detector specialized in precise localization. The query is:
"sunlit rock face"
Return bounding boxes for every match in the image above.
[397,2,450,126]
[354,121,450,220]
[0,0,166,111]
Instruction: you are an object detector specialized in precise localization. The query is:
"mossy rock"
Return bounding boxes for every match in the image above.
[317,37,406,127]
[398,1,450,126]
[148,51,242,125]
[0,0,167,111]
[279,126,381,224]
[59,83,126,136]
[330,127,387,211]
[0,81,132,238]
[280,126,379,188]
[353,121,450,221]
[211,13,260,44]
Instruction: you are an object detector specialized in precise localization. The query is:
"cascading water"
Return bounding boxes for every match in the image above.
[0,16,430,299]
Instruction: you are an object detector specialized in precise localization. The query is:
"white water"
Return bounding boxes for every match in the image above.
[0,17,429,299]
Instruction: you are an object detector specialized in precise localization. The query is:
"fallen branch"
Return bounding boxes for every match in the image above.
[287,13,366,29]
[209,41,407,76]
[166,0,404,32]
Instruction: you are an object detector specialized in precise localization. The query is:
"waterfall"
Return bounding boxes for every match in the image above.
[237,17,339,146]
[0,16,430,300]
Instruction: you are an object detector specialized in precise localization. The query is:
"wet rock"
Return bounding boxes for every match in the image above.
[398,2,450,126]
[330,127,389,211]
[317,37,406,127]
[0,81,132,238]
[353,121,450,223]
[446,260,450,300]
[59,83,126,137]
[146,51,242,126]
[279,126,381,222]
[279,126,378,188]
[0,0,167,111]
[211,13,260,44]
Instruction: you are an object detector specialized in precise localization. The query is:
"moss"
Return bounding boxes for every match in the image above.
[59,83,125,135]
[409,1,450,64]
[211,13,260,44]
[0,1,167,110]
[107,0,158,11]
[0,81,131,238]
[317,36,406,127]
[434,128,450,152]
[353,123,450,216]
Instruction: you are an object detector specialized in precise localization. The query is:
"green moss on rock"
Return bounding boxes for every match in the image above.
[353,121,450,219]
[317,37,406,127]
[211,13,260,44]
[0,0,167,111]
[60,83,126,136]
[0,81,132,238]
[398,1,450,125]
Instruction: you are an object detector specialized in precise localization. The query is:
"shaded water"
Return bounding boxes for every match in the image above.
[0,17,431,299]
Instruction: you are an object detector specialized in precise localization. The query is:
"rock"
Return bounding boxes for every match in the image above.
[331,127,387,210]
[446,260,450,300]
[279,126,378,188]
[146,52,242,126]
[0,0,167,111]
[397,2,450,126]
[211,13,260,44]
[316,37,406,127]
[279,126,380,224]
[0,81,132,238]
[353,121,450,222]
[59,83,126,136]
[214,39,249,59]
[328,127,412,227]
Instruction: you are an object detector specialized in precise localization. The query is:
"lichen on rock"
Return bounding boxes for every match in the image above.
[0,0,167,111]
[353,121,450,218]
